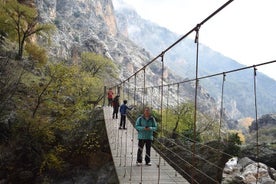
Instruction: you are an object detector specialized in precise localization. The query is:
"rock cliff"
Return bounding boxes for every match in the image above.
[249,114,276,132]
[34,0,221,119]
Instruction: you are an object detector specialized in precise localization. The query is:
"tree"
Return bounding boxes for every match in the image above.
[10,62,104,179]
[162,102,194,139]
[0,59,24,114]
[163,102,222,142]
[172,103,193,132]
[0,0,54,60]
[223,132,242,156]
[81,52,118,78]
[25,42,48,66]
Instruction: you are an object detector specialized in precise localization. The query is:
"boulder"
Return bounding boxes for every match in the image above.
[222,157,276,184]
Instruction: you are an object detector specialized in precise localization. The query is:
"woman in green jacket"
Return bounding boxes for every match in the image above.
[135,107,157,166]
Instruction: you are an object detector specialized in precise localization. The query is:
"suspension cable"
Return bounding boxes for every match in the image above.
[124,128,128,177]
[150,87,153,108]
[124,60,276,93]
[160,53,165,136]
[122,82,125,102]
[127,79,130,104]
[107,0,276,182]
[143,68,146,109]
[114,0,235,88]
[253,67,260,183]
[154,137,218,183]
[164,138,224,171]
[177,83,180,132]
[164,128,233,156]
[153,142,200,184]
[165,85,170,131]
[191,23,201,184]
[219,73,226,140]
[129,117,135,181]
[133,74,137,106]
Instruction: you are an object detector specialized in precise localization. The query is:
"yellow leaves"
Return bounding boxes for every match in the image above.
[228,130,245,144]
[19,62,105,122]
[80,51,118,78]
[0,0,55,59]
[0,0,37,37]
[1,53,114,177]
[40,152,64,173]
[238,117,254,129]
[77,132,100,155]
[85,132,100,148]
[55,145,66,154]
[25,43,48,66]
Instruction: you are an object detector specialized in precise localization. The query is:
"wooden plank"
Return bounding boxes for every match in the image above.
[104,107,190,184]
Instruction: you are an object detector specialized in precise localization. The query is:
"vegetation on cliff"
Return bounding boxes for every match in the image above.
[0,2,119,182]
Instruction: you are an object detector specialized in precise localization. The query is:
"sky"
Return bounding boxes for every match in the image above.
[113,0,276,80]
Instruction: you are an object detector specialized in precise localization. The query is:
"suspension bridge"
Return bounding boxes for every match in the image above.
[104,106,190,183]
[101,0,275,183]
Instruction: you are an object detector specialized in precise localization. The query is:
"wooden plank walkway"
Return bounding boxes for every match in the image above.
[103,106,190,184]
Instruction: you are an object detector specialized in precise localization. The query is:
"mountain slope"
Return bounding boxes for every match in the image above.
[114,5,276,119]
[34,0,221,119]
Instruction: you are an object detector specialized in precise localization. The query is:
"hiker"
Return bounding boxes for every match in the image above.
[107,88,113,106]
[112,95,120,119]
[135,107,157,166]
[119,100,132,129]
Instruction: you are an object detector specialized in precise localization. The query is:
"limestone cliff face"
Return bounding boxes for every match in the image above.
[36,0,119,62]
[36,0,117,35]
[35,0,165,89]
[94,0,117,36]
[34,0,221,119]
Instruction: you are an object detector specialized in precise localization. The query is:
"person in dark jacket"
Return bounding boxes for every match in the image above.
[112,95,120,119]
[135,107,157,166]
[119,100,132,129]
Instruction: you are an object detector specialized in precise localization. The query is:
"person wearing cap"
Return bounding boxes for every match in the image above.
[119,100,132,129]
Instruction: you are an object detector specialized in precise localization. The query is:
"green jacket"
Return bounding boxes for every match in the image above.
[135,115,157,140]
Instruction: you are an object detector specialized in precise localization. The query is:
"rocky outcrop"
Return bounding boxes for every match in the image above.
[222,157,276,184]
[36,0,117,35]
[36,0,119,61]
[240,143,276,169]
[243,114,276,169]
[249,114,276,132]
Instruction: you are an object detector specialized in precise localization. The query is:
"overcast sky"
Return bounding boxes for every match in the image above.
[113,0,276,80]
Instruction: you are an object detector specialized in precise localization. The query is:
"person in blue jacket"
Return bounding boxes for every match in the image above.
[135,107,157,166]
[119,100,132,129]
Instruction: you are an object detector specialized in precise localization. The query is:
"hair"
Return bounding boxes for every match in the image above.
[123,100,127,104]
[144,106,151,112]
